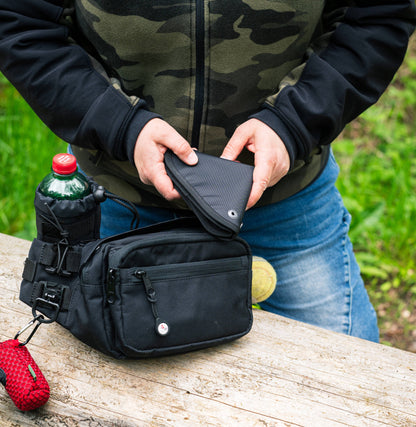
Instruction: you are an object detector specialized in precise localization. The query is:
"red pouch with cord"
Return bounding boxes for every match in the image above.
[0,339,49,411]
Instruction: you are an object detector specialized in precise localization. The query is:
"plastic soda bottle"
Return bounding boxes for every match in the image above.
[39,153,90,200]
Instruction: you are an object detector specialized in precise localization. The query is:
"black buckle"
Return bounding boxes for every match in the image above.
[32,298,60,324]
[41,282,65,306]
[31,282,65,323]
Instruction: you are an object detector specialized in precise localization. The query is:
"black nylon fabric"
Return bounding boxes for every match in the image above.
[20,218,252,359]
[21,162,253,358]
[34,179,101,244]
[164,150,253,239]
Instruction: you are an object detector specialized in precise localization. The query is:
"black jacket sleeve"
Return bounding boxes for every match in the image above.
[251,0,416,167]
[0,0,159,163]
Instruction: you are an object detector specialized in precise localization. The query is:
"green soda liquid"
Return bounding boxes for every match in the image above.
[39,153,90,200]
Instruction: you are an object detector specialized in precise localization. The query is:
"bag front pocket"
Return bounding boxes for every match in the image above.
[108,256,252,358]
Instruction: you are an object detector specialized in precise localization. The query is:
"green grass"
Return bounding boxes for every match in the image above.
[333,49,416,294]
[0,74,66,239]
[0,40,415,350]
[332,39,416,349]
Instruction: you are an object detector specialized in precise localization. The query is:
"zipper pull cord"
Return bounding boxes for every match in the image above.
[135,270,169,337]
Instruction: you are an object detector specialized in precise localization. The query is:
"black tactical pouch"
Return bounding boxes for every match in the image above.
[34,178,101,245]
[20,152,254,359]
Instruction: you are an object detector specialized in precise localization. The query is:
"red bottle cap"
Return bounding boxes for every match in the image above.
[52,153,77,175]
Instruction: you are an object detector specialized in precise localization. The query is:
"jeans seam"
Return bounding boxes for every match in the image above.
[341,208,353,335]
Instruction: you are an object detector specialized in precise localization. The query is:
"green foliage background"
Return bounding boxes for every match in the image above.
[332,40,416,351]
[0,40,415,351]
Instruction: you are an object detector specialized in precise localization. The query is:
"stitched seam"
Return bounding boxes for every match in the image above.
[341,209,353,335]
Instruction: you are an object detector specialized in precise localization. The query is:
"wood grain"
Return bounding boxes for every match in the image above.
[0,233,415,426]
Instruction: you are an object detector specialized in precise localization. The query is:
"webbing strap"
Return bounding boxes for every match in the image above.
[39,243,56,266]
[37,242,82,273]
[66,250,82,272]
[37,207,99,245]
[22,258,36,282]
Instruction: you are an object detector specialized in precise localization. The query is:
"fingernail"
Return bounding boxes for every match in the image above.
[187,151,198,164]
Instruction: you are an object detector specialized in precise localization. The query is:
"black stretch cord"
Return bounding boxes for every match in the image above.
[40,203,70,275]
[103,192,140,229]
[40,203,67,236]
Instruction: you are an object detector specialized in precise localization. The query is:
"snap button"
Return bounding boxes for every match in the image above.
[157,321,169,336]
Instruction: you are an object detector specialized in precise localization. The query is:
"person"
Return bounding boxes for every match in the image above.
[0,1,415,342]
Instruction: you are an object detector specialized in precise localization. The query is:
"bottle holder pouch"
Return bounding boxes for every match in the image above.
[34,178,101,245]
[20,152,254,359]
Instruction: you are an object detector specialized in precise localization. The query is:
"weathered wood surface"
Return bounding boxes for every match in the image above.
[0,232,415,426]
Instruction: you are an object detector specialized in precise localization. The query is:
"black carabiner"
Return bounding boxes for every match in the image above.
[14,314,44,346]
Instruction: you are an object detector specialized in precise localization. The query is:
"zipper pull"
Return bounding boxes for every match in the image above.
[137,270,156,303]
[135,270,169,337]
[107,268,117,304]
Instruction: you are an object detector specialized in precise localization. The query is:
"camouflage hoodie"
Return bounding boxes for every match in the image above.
[0,1,415,208]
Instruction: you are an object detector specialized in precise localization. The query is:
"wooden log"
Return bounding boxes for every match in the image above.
[0,233,415,426]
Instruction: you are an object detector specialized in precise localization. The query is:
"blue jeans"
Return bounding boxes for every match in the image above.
[98,152,379,342]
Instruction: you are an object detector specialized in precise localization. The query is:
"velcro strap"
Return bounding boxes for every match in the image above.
[39,243,56,266]
[65,250,82,273]
[22,258,37,282]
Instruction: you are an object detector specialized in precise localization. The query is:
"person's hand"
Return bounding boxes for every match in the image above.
[134,118,198,200]
[221,118,290,209]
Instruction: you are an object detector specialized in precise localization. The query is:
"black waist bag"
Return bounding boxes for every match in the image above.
[20,151,254,359]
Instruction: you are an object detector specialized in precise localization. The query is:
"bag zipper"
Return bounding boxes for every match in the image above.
[107,268,117,304]
[130,256,246,281]
[81,217,202,269]
[109,232,216,269]
[107,256,247,336]
[134,270,170,337]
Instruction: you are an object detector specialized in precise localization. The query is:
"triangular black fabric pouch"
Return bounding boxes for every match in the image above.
[164,150,253,239]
